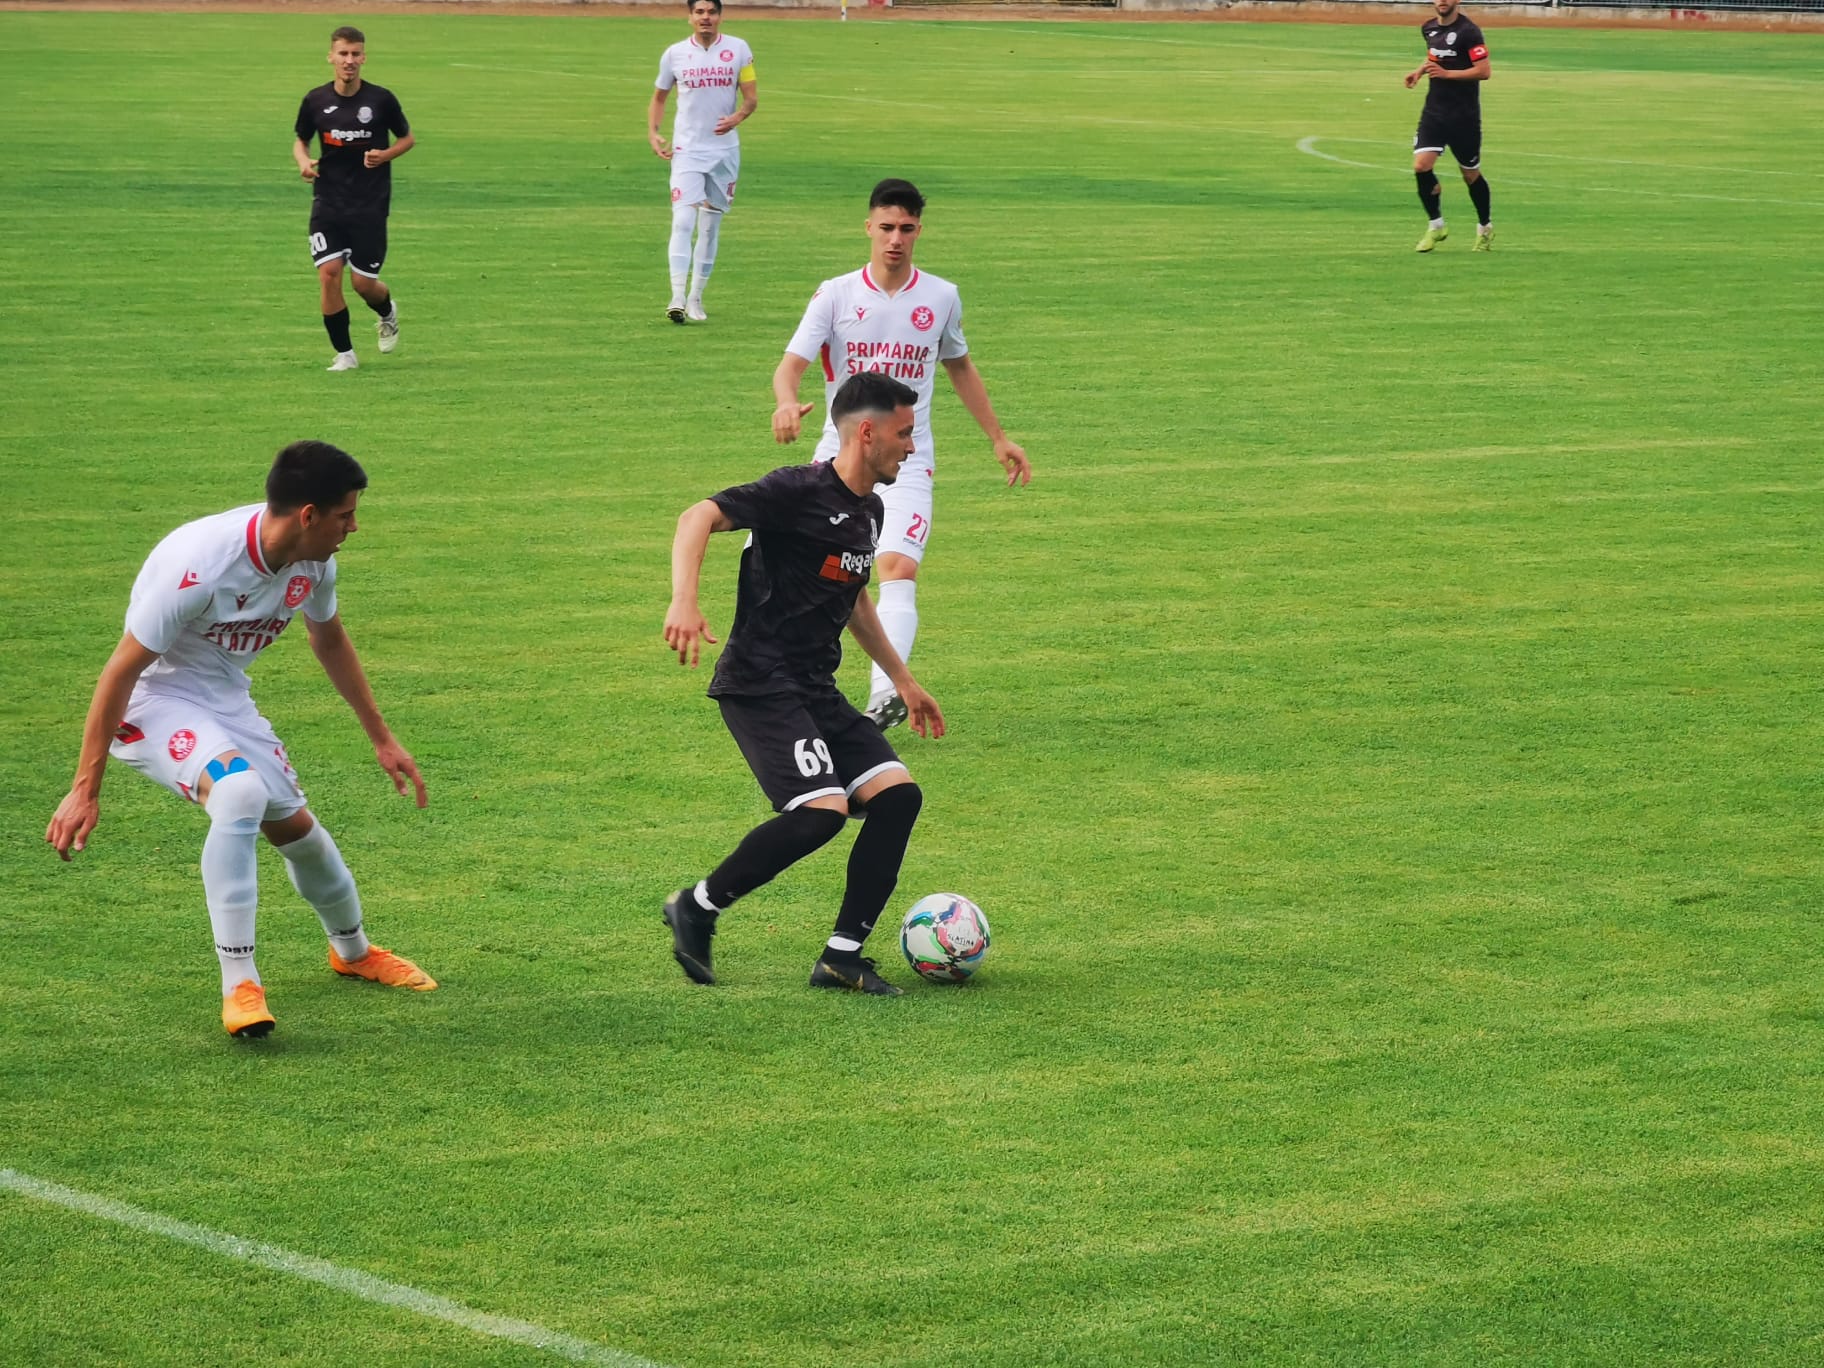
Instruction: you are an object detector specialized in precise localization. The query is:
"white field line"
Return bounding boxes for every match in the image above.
[0,1169,666,1368]
[1295,135,1824,208]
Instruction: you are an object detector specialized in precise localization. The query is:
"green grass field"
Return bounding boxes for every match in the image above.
[4,7,1823,1364]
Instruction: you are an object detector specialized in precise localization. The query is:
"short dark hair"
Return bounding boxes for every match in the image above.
[266,441,367,514]
[687,0,722,12]
[869,178,925,217]
[330,25,365,45]
[831,373,918,428]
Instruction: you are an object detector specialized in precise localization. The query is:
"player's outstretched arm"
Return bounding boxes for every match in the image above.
[848,592,945,739]
[46,632,161,860]
[306,613,427,808]
[664,499,732,667]
[941,355,1031,487]
[772,353,815,444]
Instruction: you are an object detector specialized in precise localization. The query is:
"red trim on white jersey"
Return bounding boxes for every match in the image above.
[859,266,921,296]
[819,342,834,382]
[244,511,271,576]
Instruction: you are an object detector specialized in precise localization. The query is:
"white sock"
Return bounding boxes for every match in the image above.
[689,207,721,300]
[869,579,918,705]
[825,935,863,955]
[201,768,268,995]
[669,203,696,301]
[1430,217,1446,230]
[278,820,370,963]
[1479,222,1492,233]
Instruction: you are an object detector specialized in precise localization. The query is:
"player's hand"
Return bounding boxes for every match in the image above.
[713,115,740,135]
[993,437,1031,488]
[299,159,320,181]
[1421,60,1447,78]
[649,133,672,161]
[374,738,428,808]
[902,682,945,740]
[663,603,719,667]
[46,790,101,862]
[773,402,814,445]
[363,149,387,169]
[1404,69,1423,88]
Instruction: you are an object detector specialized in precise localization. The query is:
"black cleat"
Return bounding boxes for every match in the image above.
[663,889,717,985]
[666,304,687,325]
[808,955,902,996]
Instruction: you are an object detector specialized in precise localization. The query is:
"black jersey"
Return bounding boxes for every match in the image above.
[294,81,410,219]
[1419,15,1487,116]
[707,463,885,700]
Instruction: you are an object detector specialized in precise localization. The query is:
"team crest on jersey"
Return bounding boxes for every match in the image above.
[719,48,733,60]
[169,730,197,761]
[910,306,935,332]
[285,575,312,607]
[1446,32,1457,44]
[358,105,374,123]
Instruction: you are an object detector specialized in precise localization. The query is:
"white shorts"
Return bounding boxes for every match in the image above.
[109,693,308,820]
[670,152,740,214]
[877,466,935,565]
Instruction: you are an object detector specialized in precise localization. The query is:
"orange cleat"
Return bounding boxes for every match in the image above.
[328,945,438,991]
[223,980,276,1038]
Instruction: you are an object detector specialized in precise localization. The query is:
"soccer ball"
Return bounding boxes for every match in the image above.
[899,893,991,983]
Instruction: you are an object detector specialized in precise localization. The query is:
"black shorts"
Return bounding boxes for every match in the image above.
[718,690,908,814]
[1414,109,1482,171]
[308,207,388,277]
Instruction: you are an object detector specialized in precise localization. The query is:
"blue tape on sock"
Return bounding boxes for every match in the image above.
[205,756,251,782]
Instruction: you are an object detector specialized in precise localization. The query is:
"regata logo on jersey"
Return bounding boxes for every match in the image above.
[818,549,873,582]
[169,729,197,761]
[329,128,373,143]
[285,576,312,608]
[910,306,935,332]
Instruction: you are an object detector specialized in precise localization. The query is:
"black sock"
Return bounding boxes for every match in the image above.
[1467,176,1492,226]
[361,290,393,317]
[1415,169,1442,221]
[323,308,353,353]
[829,784,922,949]
[703,807,846,910]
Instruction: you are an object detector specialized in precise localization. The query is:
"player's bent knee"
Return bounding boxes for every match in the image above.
[862,781,922,832]
[205,765,270,831]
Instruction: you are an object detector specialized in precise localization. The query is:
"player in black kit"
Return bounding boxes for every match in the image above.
[292,26,414,370]
[661,373,944,996]
[1404,0,1493,253]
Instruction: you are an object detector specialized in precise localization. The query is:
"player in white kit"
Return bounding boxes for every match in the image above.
[772,179,1031,728]
[45,442,436,1039]
[647,0,756,324]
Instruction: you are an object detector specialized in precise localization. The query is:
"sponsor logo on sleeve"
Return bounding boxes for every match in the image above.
[114,722,146,744]
[178,570,200,589]
[285,575,313,608]
[1470,43,1488,59]
[169,729,197,761]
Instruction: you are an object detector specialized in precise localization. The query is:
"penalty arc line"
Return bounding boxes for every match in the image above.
[0,1169,668,1368]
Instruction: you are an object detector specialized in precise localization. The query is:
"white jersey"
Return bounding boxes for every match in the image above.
[655,33,755,169]
[124,504,338,717]
[784,265,969,469]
